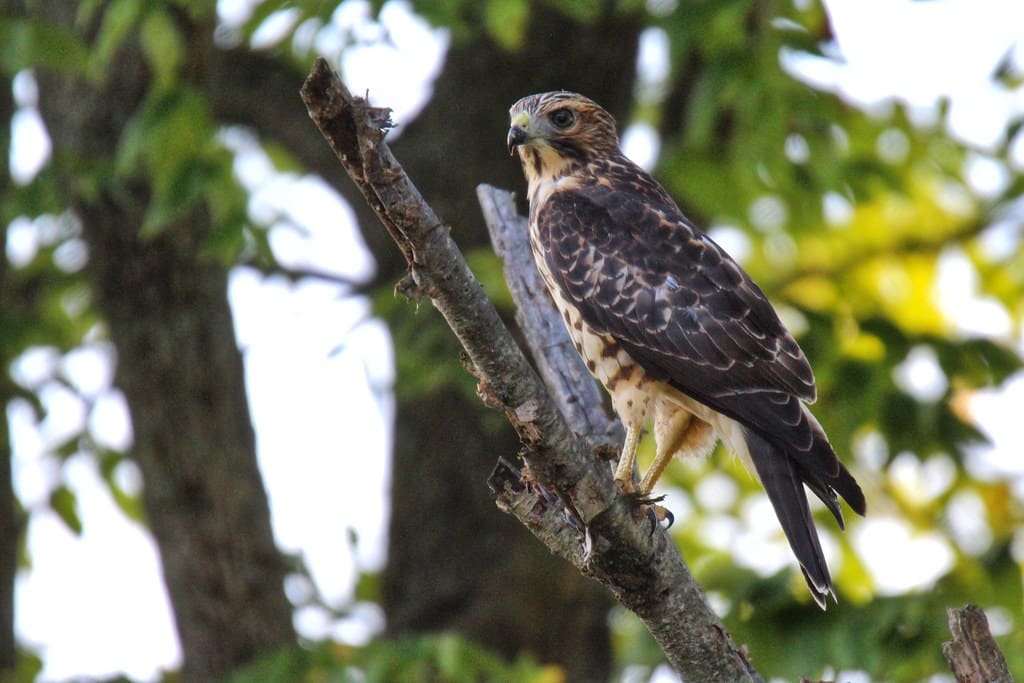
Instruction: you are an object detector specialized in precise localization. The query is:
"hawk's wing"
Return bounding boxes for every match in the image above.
[537,182,858,496]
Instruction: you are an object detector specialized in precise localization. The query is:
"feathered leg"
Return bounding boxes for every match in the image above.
[639,402,716,496]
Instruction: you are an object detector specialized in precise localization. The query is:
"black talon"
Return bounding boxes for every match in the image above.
[623,492,674,533]
[634,493,666,506]
[646,505,659,536]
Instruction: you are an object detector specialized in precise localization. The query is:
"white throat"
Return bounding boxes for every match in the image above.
[517,145,580,208]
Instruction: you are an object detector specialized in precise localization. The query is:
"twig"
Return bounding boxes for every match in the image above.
[300,57,762,682]
[238,258,373,292]
[942,604,1014,683]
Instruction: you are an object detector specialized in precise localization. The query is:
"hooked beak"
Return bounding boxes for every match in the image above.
[507,112,532,156]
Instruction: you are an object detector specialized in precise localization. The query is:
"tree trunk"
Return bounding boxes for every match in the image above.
[33,3,295,679]
[80,191,295,682]
[0,64,17,675]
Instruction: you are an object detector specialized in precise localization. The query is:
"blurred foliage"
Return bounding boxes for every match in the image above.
[2,649,43,683]
[0,0,276,547]
[227,634,564,683]
[3,0,1024,681]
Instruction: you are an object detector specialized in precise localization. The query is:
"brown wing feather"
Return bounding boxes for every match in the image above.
[539,168,815,402]
[537,163,865,516]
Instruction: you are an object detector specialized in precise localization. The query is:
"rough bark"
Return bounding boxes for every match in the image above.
[943,605,1014,683]
[32,3,295,679]
[300,61,764,682]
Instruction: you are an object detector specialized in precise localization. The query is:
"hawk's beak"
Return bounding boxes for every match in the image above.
[507,112,532,156]
[507,126,527,156]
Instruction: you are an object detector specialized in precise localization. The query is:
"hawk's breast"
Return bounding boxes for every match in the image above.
[529,229,655,428]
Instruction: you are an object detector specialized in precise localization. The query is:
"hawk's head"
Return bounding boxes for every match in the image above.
[507,91,620,180]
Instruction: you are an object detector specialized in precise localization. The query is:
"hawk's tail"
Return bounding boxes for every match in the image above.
[743,427,865,609]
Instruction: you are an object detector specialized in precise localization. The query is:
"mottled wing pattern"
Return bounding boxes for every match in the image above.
[537,164,865,517]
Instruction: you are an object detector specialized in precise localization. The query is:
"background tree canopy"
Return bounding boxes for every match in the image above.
[1,0,1022,681]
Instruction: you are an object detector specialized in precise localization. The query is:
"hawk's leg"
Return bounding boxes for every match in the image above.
[612,425,642,491]
[639,410,716,495]
[612,424,673,530]
[638,457,673,497]
[638,404,691,496]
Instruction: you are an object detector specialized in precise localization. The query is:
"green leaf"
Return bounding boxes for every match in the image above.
[548,0,603,23]
[116,86,221,237]
[0,17,90,74]
[165,0,217,22]
[98,450,146,523]
[53,434,81,460]
[139,156,214,238]
[139,4,185,93]
[88,0,146,81]
[225,643,314,683]
[935,338,1022,387]
[483,0,529,51]
[10,649,44,683]
[75,0,108,27]
[353,569,381,603]
[49,485,83,536]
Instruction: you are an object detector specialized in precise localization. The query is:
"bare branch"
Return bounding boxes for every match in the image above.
[236,258,373,293]
[943,604,1014,683]
[300,57,762,682]
[476,185,619,443]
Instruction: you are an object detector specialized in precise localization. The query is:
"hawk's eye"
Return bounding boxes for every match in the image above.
[550,108,576,130]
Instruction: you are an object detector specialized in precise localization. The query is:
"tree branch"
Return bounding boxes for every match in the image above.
[476,185,620,444]
[300,57,762,682]
[942,604,1014,683]
[235,258,374,293]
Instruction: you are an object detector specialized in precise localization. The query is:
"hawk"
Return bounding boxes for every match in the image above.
[507,91,866,607]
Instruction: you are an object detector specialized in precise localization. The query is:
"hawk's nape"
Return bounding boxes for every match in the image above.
[507,90,865,607]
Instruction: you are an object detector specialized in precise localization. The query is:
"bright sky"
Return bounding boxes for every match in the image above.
[7,0,1024,680]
